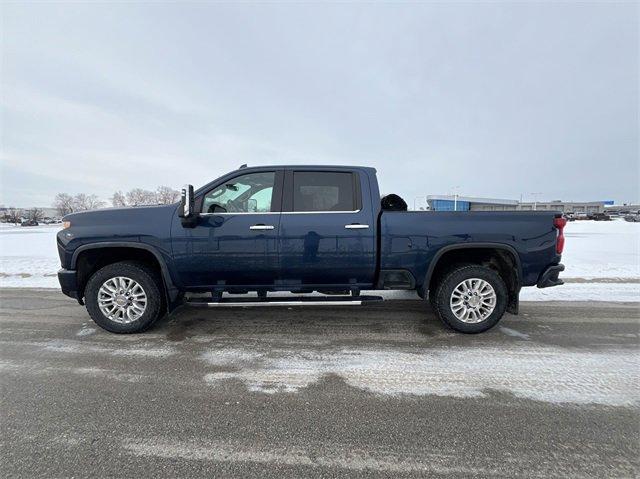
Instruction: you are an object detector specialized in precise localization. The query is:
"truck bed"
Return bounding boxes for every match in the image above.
[379,210,561,287]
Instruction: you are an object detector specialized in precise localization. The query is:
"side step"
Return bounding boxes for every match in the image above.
[186,295,384,308]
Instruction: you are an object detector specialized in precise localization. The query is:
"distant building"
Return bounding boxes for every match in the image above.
[427,195,517,212]
[516,201,604,213]
[426,196,606,213]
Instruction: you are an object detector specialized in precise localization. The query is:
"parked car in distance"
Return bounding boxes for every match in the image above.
[589,213,611,221]
[57,165,566,335]
[21,219,39,227]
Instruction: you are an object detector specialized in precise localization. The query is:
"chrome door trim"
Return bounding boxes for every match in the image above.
[344,224,370,229]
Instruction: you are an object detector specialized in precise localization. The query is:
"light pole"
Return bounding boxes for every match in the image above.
[530,192,543,211]
[450,186,461,211]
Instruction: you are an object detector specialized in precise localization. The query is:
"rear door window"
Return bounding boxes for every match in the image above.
[292,172,356,212]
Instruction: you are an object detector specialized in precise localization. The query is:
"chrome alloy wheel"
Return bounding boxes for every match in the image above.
[97,276,147,323]
[450,278,497,323]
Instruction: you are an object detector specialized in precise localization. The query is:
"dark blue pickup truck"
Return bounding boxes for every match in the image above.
[57,165,565,334]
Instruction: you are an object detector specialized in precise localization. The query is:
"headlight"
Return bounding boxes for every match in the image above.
[63,221,71,229]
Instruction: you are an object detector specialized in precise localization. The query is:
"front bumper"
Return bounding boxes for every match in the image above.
[58,269,79,300]
[537,263,565,288]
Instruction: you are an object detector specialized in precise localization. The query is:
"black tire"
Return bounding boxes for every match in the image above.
[84,261,163,333]
[427,262,472,313]
[432,265,508,334]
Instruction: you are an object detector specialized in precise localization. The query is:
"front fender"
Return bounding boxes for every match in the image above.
[71,242,182,312]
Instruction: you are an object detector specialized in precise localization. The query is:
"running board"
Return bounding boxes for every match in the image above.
[186,295,384,308]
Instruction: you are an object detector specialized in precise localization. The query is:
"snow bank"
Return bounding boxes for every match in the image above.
[0,220,638,301]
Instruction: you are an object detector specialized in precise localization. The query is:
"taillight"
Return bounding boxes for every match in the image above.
[554,217,567,254]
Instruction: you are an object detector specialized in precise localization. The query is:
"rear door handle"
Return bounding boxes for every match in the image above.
[345,224,369,229]
[249,224,275,230]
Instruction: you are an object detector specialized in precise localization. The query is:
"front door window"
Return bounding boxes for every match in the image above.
[202,172,275,214]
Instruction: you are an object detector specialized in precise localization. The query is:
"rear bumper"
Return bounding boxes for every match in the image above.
[537,264,565,288]
[58,269,79,299]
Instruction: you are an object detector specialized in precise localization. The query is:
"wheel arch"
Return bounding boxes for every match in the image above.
[71,242,180,311]
[423,243,522,314]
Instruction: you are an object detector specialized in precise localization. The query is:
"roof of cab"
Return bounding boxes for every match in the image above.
[195,165,377,195]
[231,164,376,173]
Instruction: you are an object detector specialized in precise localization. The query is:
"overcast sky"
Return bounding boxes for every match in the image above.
[1,1,638,208]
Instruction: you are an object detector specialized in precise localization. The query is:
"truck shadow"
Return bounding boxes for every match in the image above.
[155,300,459,343]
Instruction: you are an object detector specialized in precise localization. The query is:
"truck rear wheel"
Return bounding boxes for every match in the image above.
[432,265,507,333]
[84,261,163,333]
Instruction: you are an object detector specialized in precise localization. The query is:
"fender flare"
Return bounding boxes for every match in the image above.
[71,242,181,310]
[423,242,522,293]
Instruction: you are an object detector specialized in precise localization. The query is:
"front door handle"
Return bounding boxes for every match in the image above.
[249,224,275,230]
[345,224,369,229]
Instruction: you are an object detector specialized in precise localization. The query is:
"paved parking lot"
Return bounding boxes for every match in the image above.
[1,288,639,478]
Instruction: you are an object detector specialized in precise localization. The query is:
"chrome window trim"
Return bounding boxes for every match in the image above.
[199,212,279,216]
[199,209,362,217]
[283,210,362,215]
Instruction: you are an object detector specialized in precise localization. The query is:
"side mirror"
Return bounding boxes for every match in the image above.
[179,184,194,218]
[179,184,197,228]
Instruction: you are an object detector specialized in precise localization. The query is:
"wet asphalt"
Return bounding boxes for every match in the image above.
[1,288,639,478]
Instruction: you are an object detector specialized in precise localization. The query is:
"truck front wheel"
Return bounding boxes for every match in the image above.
[84,261,163,333]
[432,265,508,333]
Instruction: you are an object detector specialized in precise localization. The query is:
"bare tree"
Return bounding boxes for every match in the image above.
[73,193,105,212]
[87,194,106,210]
[4,208,23,225]
[111,191,127,207]
[156,186,180,205]
[111,186,177,207]
[53,193,75,216]
[26,207,44,222]
[73,193,90,211]
[126,188,157,206]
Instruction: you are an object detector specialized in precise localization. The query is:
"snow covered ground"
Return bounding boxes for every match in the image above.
[0,220,638,301]
[0,223,62,288]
